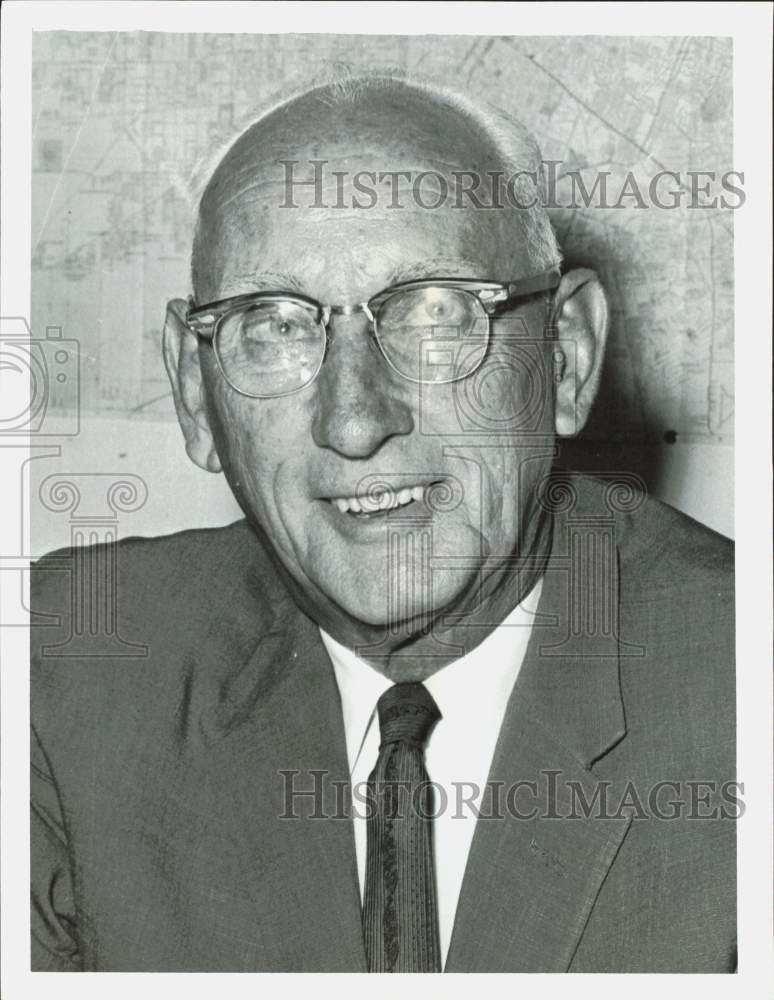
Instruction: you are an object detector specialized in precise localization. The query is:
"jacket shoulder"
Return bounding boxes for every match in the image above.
[31,519,278,625]
[30,520,289,737]
[617,489,733,599]
[566,472,732,595]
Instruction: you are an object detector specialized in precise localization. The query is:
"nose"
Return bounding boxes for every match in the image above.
[311,311,414,459]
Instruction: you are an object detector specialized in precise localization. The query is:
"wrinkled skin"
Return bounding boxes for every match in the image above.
[164,86,608,679]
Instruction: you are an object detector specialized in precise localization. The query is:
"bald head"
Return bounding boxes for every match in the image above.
[165,76,609,652]
[191,76,559,302]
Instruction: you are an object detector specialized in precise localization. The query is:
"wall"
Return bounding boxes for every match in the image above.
[29,33,735,554]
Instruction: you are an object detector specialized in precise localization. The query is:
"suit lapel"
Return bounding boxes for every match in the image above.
[446,494,632,972]
[204,597,367,971]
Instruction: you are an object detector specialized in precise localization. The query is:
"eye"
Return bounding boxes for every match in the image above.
[238,304,316,343]
[419,290,468,326]
[273,318,295,337]
[426,300,445,320]
[379,287,473,332]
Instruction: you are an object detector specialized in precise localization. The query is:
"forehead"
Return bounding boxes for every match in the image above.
[195,89,533,301]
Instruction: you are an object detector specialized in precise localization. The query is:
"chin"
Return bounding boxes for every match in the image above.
[320,562,474,633]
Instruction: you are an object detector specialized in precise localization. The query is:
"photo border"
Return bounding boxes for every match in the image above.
[2,3,771,998]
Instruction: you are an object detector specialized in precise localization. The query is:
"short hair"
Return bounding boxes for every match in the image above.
[187,70,562,291]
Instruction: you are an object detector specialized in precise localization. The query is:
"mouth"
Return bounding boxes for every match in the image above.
[328,482,434,519]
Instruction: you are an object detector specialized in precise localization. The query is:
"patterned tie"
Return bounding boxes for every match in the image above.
[362,682,442,973]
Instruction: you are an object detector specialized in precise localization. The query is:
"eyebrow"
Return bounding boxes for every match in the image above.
[215,258,490,303]
[218,271,306,296]
[387,257,490,285]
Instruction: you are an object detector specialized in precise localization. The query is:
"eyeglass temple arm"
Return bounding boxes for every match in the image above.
[505,266,562,299]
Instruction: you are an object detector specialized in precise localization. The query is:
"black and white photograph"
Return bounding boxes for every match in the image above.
[1,2,772,994]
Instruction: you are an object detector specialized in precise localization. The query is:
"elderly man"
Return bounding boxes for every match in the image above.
[31,76,735,973]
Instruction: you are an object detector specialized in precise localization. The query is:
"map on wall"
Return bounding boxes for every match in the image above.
[31,32,734,445]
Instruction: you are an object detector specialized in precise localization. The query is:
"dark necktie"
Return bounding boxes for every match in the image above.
[362,682,442,973]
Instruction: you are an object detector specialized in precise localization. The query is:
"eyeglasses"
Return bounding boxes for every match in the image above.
[186,267,561,399]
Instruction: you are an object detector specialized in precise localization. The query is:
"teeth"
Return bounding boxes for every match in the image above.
[329,485,425,514]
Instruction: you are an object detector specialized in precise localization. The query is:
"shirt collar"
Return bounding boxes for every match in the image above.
[321,577,543,772]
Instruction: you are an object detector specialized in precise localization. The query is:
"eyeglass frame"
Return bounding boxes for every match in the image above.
[185,265,562,399]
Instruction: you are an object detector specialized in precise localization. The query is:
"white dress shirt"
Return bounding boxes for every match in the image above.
[320,577,542,966]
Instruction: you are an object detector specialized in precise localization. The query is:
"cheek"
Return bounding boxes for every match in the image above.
[465,448,543,557]
[419,371,551,550]
[418,342,552,437]
[206,382,292,518]
[478,346,551,430]
[483,451,521,539]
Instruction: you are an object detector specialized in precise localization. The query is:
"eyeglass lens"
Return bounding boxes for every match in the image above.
[215,287,489,397]
[375,286,488,384]
[217,299,323,397]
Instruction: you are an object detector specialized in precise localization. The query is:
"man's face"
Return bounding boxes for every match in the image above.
[190,93,556,635]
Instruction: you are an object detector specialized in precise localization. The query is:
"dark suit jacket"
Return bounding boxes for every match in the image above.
[30,474,736,972]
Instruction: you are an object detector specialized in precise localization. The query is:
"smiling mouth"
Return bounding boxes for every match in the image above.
[329,483,430,517]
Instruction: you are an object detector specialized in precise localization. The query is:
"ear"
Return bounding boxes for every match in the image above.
[551,269,609,437]
[162,298,222,473]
